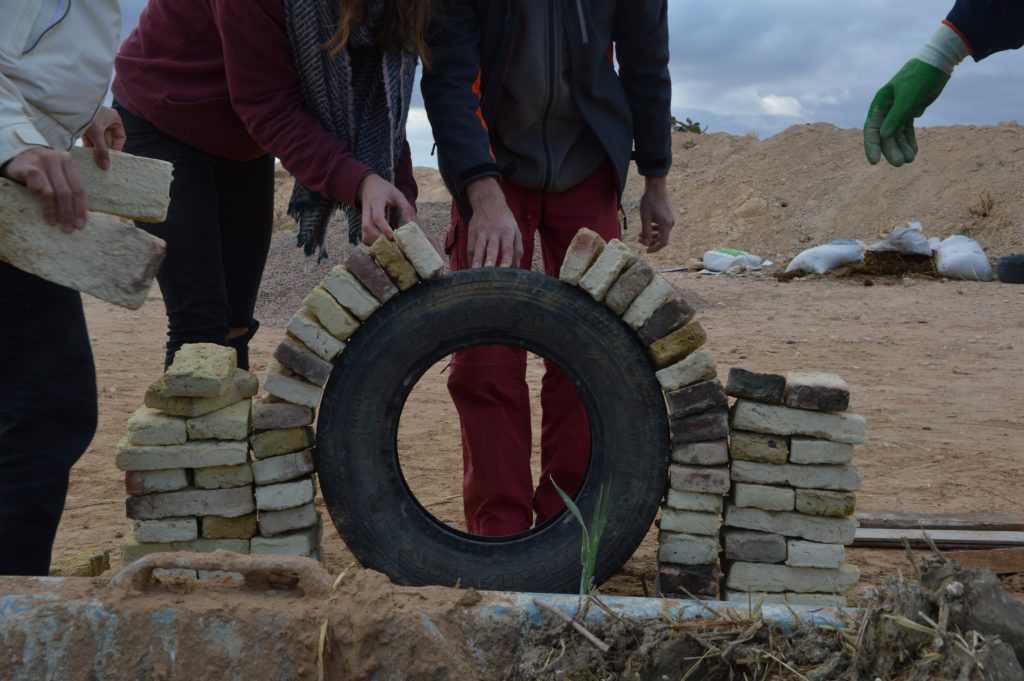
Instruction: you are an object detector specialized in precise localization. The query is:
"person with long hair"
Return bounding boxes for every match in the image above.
[112,0,432,369]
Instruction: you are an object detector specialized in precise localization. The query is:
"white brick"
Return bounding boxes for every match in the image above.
[186,399,250,441]
[660,509,720,536]
[623,276,675,329]
[395,223,445,279]
[321,266,380,321]
[732,483,795,512]
[665,490,724,513]
[731,400,866,445]
[578,239,637,302]
[724,505,858,545]
[789,437,855,465]
[669,465,730,494]
[286,308,345,362]
[252,449,315,485]
[69,147,172,223]
[302,287,360,340]
[252,398,314,430]
[163,343,237,397]
[127,407,186,446]
[657,532,720,565]
[125,469,189,496]
[656,349,717,392]
[132,518,198,543]
[730,460,861,492]
[251,525,319,556]
[559,228,605,285]
[250,427,314,460]
[786,540,845,569]
[194,463,254,490]
[255,478,315,511]
[258,503,319,537]
[672,439,729,466]
[264,359,323,409]
[726,562,860,593]
[116,438,249,471]
[144,368,258,418]
[126,487,255,520]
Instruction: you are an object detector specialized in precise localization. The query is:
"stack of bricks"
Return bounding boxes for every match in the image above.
[117,343,263,565]
[722,369,863,607]
[559,229,728,599]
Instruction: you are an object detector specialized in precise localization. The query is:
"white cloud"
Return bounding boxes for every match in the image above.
[760,94,804,118]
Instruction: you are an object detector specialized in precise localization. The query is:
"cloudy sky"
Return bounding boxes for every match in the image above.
[118,0,1023,168]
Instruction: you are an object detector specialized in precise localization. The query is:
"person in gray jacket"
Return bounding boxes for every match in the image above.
[0,0,124,575]
[421,0,676,537]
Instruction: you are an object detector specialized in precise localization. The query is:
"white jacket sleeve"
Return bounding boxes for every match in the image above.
[0,69,49,168]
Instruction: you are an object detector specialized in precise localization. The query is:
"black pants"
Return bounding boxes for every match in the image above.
[115,103,275,369]
[0,263,97,576]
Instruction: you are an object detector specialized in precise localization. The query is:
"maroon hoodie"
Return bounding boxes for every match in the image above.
[113,0,417,209]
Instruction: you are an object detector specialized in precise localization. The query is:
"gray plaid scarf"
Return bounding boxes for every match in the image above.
[284,0,417,260]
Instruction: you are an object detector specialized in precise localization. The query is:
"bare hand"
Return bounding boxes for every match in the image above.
[82,106,126,171]
[358,173,414,245]
[465,178,523,268]
[639,177,675,253]
[2,147,86,232]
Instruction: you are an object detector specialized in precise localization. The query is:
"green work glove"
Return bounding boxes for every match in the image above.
[864,23,969,167]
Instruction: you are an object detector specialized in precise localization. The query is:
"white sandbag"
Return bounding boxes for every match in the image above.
[868,222,934,256]
[702,247,764,273]
[934,235,993,281]
[785,240,866,275]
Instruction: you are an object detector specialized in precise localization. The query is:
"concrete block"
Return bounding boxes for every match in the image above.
[186,399,250,441]
[48,549,110,577]
[368,237,419,290]
[321,266,382,320]
[579,239,637,302]
[604,259,654,315]
[127,406,186,446]
[669,465,730,495]
[789,437,854,465]
[721,590,847,608]
[345,246,398,302]
[784,371,850,412]
[725,562,860,593]
[258,502,319,537]
[163,343,236,397]
[274,334,333,386]
[656,349,717,392]
[126,486,255,520]
[252,397,314,430]
[730,431,789,464]
[666,380,727,419]
[251,525,319,556]
[786,540,845,568]
[69,147,172,222]
[252,449,315,485]
[132,518,198,543]
[723,505,858,545]
[723,530,787,563]
[145,368,258,418]
[731,400,867,445]
[193,463,253,490]
[302,287,360,341]
[637,298,695,346]
[731,460,861,491]
[264,359,323,409]
[125,469,189,496]
[286,308,345,362]
[794,489,857,517]
[395,222,446,279]
[657,563,721,599]
[250,427,314,460]
[671,439,729,466]
[121,537,250,564]
[732,482,795,512]
[664,490,724,513]
[650,319,706,368]
[255,478,315,511]
[657,532,720,565]
[559,228,605,286]
[202,513,258,540]
[670,409,729,445]
[0,179,166,310]
[660,509,720,536]
[116,438,249,472]
[726,368,786,404]
[623,276,675,329]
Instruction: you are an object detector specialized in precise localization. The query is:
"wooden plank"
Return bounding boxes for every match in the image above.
[943,548,1024,575]
[0,180,165,309]
[70,147,173,223]
[853,528,1024,550]
[854,510,1024,532]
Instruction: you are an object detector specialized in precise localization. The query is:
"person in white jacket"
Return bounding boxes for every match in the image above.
[0,0,124,576]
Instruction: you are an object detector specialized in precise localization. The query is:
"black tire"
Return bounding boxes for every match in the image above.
[996,255,1024,284]
[316,269,669,593]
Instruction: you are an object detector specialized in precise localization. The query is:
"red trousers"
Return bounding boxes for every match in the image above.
[446,161,621,536]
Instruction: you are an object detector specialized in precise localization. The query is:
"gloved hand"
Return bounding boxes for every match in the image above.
[864,23,969,167]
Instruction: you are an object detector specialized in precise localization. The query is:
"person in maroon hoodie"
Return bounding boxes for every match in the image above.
[113,0,432,369]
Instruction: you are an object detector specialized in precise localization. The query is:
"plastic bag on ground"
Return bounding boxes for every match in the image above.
[701,248,765,273]
[785,240,866,275]
[934,235,994,281]
[868,222,935,256]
